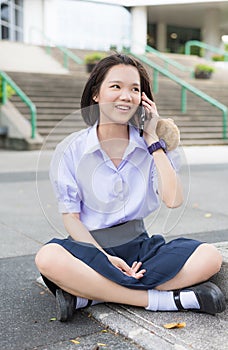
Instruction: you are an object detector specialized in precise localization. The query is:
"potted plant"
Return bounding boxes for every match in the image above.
[194,64,215,79]
[84,52,106,73]
[212,54,224,62]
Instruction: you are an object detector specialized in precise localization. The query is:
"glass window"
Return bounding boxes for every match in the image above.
[167,25,201,54]
[1,0,23,41]
[1,24,9,39]
[15,29,22,41]
[15,8,22,27]
[1,2,9,22]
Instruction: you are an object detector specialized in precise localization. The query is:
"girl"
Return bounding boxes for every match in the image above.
[35,54,225,321]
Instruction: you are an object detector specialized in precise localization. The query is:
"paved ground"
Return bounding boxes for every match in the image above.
[0,146,227,350]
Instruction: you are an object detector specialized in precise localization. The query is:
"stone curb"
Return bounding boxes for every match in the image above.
[87,304,189,350]
[210,242,228,300]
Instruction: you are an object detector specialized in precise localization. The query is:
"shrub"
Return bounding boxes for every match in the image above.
[195,64,215,73]
[0,77,15,103]
[212,55,224,62]
[84,52,106,64]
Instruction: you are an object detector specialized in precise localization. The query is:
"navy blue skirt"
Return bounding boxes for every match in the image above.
[41,220,202,295]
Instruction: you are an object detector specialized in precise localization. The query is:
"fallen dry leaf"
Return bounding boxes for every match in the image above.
[163,322,186,329]
[97,343,107,347]
[49,317,57,322]
[70,339,80,344]
[204,213,212,218]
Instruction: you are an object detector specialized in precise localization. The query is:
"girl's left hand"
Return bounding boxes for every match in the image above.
[141,92,160,145]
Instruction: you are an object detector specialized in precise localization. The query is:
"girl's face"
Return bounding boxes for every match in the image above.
[94,64,141,125]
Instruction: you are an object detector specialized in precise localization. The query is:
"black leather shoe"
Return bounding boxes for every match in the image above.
[56,289,76,322]
[173,281,226,315]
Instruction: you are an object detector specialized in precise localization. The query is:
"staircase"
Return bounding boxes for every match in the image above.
[155,77,228,146]
[6,49,228,149]
[143,52,228,146]
[8,71,88,149]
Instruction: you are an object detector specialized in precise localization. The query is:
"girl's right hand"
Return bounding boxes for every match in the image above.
[141,92,160,145]
[107,255,146,279]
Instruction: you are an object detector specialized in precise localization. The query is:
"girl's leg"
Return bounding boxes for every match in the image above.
[35,243,149,307]
[156,243,222,291]
[35,242,225,316]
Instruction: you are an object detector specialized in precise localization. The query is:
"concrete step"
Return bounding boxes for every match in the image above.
[12,97,81,103]
[181,139,228,145]
[179,127,223,133]
[17,108,80,115]
[181,132,225,139]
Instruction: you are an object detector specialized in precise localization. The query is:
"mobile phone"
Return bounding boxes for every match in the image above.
[139,106,145,137]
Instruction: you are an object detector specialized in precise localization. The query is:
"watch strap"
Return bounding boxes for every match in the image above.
[148,140,166,154]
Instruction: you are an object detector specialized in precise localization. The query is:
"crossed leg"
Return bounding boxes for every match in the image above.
[35,242,222,307]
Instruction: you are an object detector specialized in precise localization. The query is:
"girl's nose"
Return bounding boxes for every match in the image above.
[120,89,132,101]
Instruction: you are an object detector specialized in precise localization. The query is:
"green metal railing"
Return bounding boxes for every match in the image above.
[185,40,228,61]
[0,71,37,139]
[145,45,194,78]
[130,52,227,139]
[30,27,83,69]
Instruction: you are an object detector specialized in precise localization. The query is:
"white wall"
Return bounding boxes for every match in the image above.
[23,0,44,45]
[24,0,131,51]
[89,0,228,5]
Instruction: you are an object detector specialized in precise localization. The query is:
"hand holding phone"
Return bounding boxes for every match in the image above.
[139,106,145,137]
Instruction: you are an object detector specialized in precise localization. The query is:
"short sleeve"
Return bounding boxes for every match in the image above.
[49,143,81,213]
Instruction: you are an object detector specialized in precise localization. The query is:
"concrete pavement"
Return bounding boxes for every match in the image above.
[0,146,227,350]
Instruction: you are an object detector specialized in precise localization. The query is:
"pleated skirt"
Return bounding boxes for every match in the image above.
[41,220,202,295]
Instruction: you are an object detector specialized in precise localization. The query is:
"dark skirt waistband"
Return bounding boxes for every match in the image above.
[89,219,146,248]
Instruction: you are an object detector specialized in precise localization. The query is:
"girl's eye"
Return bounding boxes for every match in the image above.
[110,84,120,89]
[133,87,140,92]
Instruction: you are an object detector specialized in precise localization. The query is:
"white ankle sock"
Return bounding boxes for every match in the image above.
[146,290,177,311]
[76,297,103,309]
[146,289,200,311]
[180,290,200,309]
[76,297,88,309]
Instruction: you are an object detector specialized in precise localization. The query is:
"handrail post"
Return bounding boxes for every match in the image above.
[31,106,37,139]
[0,71,37,139]
[63,53,68,69]
[222,110,227,139]
[153,69,159,94]
[46,45,51,55]
[181,87,187,113]
[2,77,7,105]
[185,42,191,55]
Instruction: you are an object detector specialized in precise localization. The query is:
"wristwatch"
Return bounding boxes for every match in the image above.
[148,139,167,154]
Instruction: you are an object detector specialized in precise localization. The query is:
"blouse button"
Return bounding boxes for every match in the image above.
[113,180,123,195]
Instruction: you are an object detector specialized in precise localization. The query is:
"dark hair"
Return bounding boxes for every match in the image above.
[81,53,154,125]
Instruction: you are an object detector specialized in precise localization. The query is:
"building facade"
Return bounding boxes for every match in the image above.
[0,0,228,53]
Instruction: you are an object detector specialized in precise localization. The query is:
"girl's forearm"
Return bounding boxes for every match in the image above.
[62,213,109,256]
[153,149,183,208]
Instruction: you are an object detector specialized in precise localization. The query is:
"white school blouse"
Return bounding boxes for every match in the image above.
[49,122,180,231]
